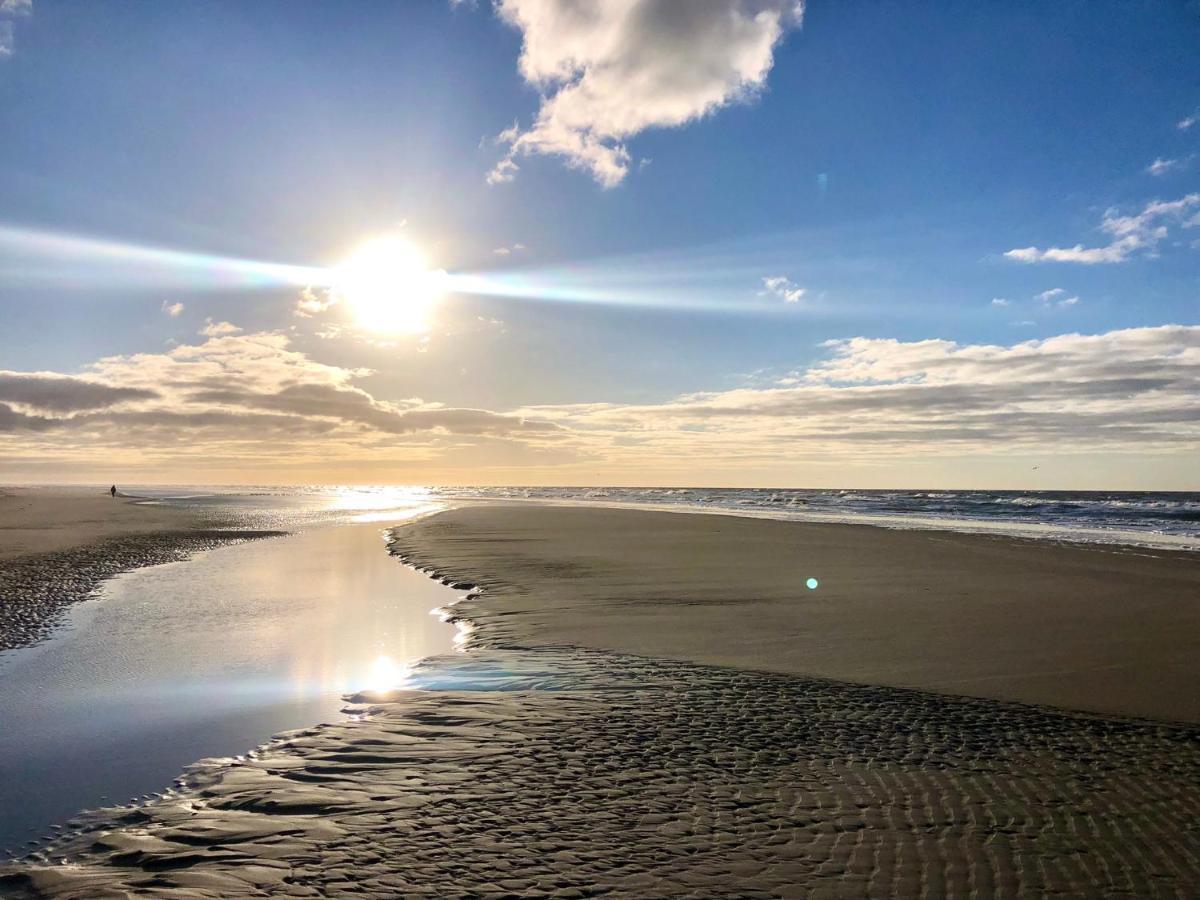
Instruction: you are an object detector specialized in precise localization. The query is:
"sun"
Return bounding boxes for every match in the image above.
[332,235,445,334]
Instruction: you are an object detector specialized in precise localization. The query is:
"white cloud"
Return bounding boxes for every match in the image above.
[487,0,804,187]
[1147,156,1190,177]
[200,319,242,337]
[1032,288,1079,309]
[161,301,184,317]
[493,242,528,256]
[296,286,337,317]
[990,298,1010,307]
[1179,113,1198,131]
[0,0,30,59]
[761,275,805,303]
[1004,193,1200,264]
[520,326,1200,458]
[4,326,1196,476]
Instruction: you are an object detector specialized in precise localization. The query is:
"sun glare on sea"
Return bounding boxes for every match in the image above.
[333,235,445,334]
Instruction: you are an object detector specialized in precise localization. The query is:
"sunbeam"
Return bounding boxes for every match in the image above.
[0,222,815,316]
[0,224,327,292]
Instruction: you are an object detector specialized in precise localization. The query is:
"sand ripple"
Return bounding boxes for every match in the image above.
[3,644,1199,897]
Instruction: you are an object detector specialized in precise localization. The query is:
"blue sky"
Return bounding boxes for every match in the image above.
[0,1,1197,486]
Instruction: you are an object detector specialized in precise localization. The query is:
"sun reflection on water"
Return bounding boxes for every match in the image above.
[368,655,410,693]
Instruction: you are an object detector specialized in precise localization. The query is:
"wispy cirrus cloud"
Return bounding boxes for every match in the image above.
[1004,193,1200,264]
[0,0,32,59]
[1033,288,1079,307]
[1146,156,1192,177]
[486,0,804,187]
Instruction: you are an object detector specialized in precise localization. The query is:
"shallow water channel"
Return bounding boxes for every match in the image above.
[0,521,458,854]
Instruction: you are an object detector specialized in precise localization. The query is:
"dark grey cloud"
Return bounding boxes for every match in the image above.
[0,402,58,432]
[0,371,158,412]
[190,383,562,436]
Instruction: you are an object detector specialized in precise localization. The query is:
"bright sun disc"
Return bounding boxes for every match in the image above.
[333,235,444,334]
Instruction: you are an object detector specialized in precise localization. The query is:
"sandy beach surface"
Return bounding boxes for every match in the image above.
[2,502,1199,897]
[0,486,284,652]
[396,504,1200,724]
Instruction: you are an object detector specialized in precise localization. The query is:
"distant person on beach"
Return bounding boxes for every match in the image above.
[110,485,116,498]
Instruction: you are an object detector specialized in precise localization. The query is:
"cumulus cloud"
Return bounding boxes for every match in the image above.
[990,298,1010,307]
[1179,112,1198,131]
[161,300,185,317]
[1005,194,1200,264]
[0,371,157,413]
[760,275,805,303]
[518,326,1200,459]
[487,0,804,187]
[296,286,337,317]
[4,326,1195,477]
[200,319,242,337]
[0,331,561,463]
[493,242,528,256]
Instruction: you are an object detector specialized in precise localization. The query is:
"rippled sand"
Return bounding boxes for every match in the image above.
[4,646,1200,897]
[2,504,1199,896]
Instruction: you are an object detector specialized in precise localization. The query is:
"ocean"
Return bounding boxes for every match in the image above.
[126,485,1200,551]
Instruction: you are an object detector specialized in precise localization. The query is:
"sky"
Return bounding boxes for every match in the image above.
[0,0,1197,488]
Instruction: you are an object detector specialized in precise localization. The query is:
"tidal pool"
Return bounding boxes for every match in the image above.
[0,521,457,854]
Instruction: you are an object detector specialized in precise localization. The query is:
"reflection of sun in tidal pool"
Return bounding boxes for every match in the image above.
[368,654,407,692]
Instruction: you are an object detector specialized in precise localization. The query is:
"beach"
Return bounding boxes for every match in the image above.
[2,500,1198,896]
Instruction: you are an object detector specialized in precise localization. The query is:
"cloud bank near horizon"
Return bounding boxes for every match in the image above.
[2,325,1196,482]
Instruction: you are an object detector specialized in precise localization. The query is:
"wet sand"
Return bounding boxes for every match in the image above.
[0,486,284,652]
[397,504,1200,724]
[2,503,1199,896]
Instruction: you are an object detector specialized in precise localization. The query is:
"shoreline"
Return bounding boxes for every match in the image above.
[453,493,1200,553]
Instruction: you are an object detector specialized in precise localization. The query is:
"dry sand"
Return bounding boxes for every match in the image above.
[0,486,284,652]
[0,487,203,562]
[2,502,1199,897]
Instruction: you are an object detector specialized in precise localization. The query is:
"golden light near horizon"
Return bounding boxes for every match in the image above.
[332,235,445,334]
